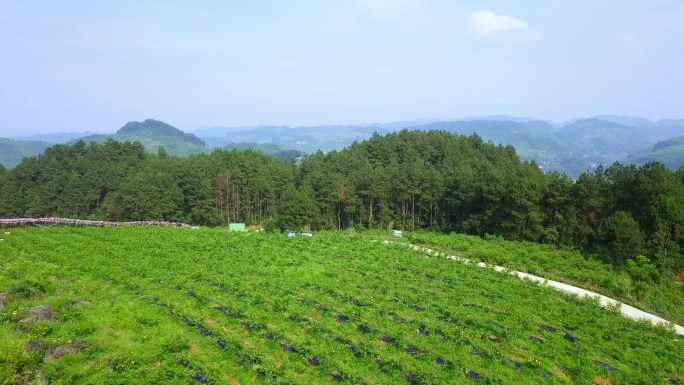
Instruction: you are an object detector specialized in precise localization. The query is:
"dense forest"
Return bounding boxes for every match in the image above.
[1,131,683,276]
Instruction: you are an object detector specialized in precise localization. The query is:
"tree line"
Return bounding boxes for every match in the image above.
[1,131,683,275]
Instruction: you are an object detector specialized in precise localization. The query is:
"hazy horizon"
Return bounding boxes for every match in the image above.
[9,113,684,139]
[2,0,683,136]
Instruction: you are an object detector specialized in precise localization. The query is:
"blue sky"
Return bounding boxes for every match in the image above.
[1,0,683,135]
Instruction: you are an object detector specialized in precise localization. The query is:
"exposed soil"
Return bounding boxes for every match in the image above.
[676,270,684,283]
[20,306,55,323]
[43,341,84,363]
[25,340,49,353]
[593,376,613,385]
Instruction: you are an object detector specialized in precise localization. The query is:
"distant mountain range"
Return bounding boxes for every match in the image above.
[404,118,684,176]
[13,131,99,144]
[0,138,51,169]
[195,121,424,153]
[194,116,684,176]
[2,116,683,176]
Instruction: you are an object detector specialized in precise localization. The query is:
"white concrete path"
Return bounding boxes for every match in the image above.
[382,240,684,336]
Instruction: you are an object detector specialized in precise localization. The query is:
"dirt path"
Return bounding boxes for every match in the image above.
[383,240,684,336]
[0,217,191,228]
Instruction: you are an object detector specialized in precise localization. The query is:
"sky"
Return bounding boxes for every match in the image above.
[1,0,683,136]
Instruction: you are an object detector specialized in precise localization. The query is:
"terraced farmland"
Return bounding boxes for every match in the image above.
[1,227,682,384]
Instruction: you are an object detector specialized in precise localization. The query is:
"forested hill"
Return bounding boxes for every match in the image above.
[78,119,207,157]
[1,130,683,275]
[0,120,305,169]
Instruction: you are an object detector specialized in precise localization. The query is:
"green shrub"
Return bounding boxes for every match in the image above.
[627,255,659,298]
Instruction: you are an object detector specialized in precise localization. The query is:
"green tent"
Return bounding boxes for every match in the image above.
[229,223,246,232]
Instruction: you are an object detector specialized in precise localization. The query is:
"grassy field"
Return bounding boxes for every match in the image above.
[407,232,684,325]
[0,227,682,384]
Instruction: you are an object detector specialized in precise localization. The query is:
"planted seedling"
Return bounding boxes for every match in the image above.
[593,360,618,373]
[563,333,578,343]
[403,345,419,355]
[262,332,275,340]
[466,370,481,380]
[404,372,422,384]
[330,371,344,382]
[307,356,320,366]
[381,335,396,345]
[191,370,209,384]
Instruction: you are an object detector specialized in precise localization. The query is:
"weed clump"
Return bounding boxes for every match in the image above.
[357,324,370,333]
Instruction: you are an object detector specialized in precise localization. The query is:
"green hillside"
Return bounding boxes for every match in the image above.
[80,119,207,157]
[409,232,684,323]
[1,227,681,385]
[629,136,684,170]
[559,118,645,156]
[0,138,51,168]
[3,130,684,284]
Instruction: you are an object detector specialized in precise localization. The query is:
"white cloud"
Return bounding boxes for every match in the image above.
[471,10,528,37]
[352,0,424,15]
